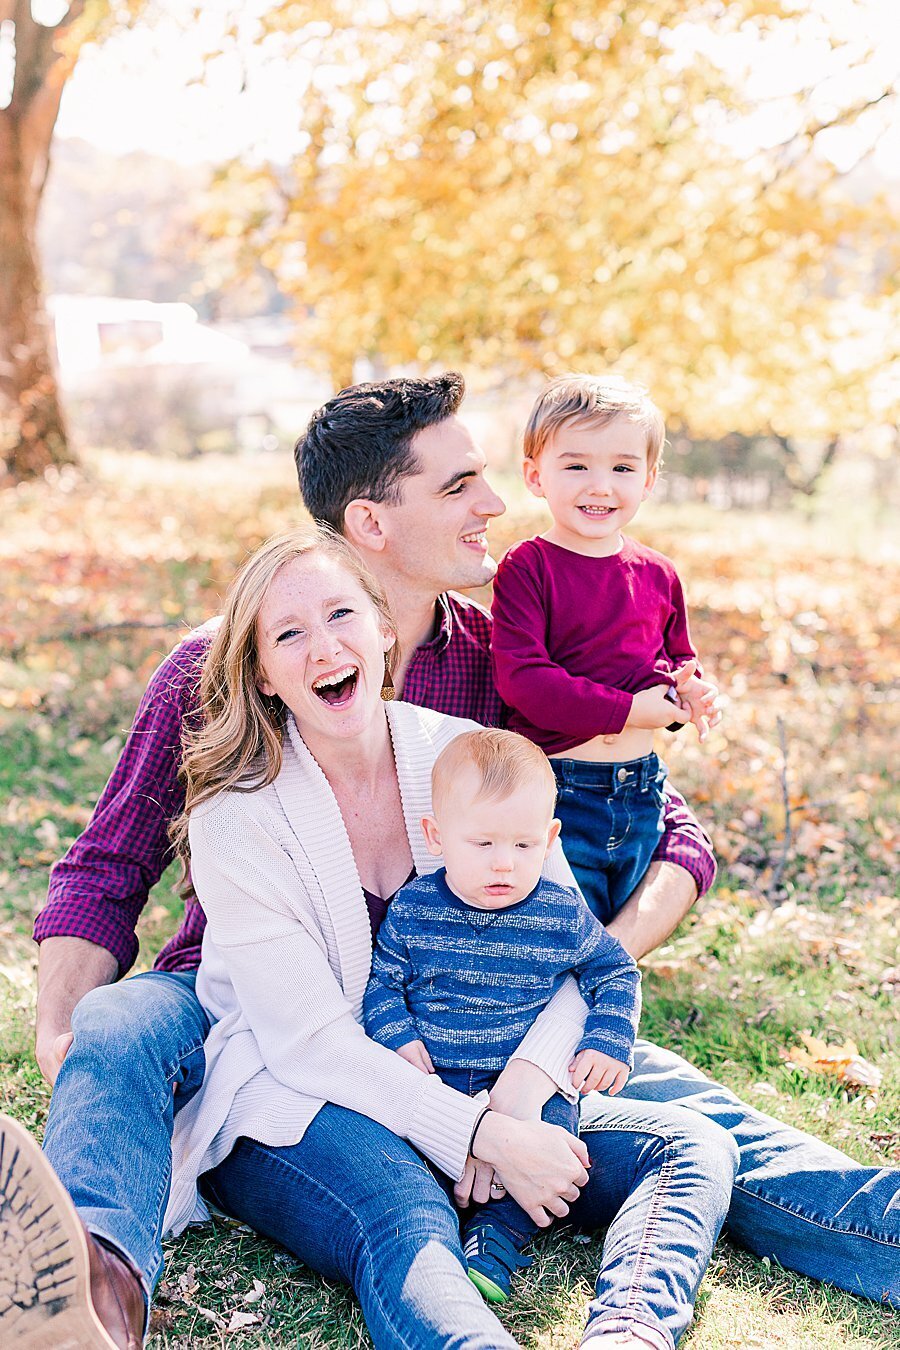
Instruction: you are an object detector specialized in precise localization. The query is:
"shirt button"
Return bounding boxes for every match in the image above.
[617,768,629,783]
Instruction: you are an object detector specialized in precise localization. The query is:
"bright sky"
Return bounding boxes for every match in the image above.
[47,0,900,175]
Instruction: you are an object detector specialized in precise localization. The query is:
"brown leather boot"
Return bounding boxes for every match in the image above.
[0,1114,146,1348]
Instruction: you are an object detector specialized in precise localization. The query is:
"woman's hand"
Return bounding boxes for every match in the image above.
[471,1111,590,1228]
[454,1155,501,1209]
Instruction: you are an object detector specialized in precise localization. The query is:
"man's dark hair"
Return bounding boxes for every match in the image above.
[295,373,465,531]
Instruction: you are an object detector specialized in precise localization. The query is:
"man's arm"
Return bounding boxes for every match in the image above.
[35,937,119,1083]
[605,859,698,962]
[32,628,212,1081]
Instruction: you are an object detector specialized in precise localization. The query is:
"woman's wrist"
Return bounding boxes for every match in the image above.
[468,1106,493,1158]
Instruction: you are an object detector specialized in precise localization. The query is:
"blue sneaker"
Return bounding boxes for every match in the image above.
[462,1221,531,1303]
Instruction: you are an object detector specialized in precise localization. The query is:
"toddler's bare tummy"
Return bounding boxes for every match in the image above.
[552,726,655,764]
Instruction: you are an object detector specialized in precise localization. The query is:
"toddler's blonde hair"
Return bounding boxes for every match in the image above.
[524,373,666,471]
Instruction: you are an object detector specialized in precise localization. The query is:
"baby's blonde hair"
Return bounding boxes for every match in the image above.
[431,728,557,817]
[524,373,666,471]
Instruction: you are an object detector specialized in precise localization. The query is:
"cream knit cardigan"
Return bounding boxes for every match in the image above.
[164,701,589,1236]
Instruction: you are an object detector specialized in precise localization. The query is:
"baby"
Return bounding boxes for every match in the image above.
[363,727,640,1302]
[491,373,719,924]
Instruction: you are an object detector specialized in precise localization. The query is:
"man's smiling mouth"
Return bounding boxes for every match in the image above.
[312,665,359,705]
[461,530,487,549]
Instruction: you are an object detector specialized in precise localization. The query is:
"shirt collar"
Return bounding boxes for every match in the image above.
[419,593,454,653]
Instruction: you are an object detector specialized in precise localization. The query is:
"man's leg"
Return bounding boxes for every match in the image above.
[569,1094,738,1349]
[622,1039,900,1306]
[43,970,210,1294]
[201,1103,518,1350]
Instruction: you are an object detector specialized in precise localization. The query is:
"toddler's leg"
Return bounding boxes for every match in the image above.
[551,770,615,923]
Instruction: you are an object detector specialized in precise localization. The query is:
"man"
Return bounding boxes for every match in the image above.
[2,374,897,1349]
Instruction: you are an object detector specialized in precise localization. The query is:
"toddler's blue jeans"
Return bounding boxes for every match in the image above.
[552,753,667,924]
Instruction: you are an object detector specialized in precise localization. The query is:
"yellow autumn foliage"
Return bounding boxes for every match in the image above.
[202,0,899,436]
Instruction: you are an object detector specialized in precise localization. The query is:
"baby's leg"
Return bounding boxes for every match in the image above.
[463,1091,579,1302]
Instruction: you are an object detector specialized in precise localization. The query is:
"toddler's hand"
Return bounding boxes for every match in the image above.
[569,1048,630,1096]
[396,1039,435,1075]
[628,684,690,731]
[671,660,721,744]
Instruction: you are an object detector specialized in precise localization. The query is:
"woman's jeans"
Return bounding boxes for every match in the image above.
[552,754,667,925]
[42,969,900,1321]
[201,1094,738,1350]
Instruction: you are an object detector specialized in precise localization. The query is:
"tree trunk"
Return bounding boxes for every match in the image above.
[0,1,84,480]
[0,118,72,478]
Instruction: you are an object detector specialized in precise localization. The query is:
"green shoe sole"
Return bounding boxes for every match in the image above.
[466,1266,508,1303]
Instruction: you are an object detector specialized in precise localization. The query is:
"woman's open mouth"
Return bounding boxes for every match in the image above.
[312,665,359,707]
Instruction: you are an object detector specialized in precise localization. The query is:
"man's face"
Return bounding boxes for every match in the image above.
[375,416,506,594]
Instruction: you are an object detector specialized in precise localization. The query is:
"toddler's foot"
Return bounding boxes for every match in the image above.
[462,1221,530,1303]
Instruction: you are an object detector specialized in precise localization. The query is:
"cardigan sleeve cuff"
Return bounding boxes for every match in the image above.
[406,1074,486,1180]
[509,1011,583,1104]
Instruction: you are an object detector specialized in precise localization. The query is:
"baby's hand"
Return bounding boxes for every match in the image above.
[396,1039,435,1075]
[670,660,721,744]
[569,1048,630,1096]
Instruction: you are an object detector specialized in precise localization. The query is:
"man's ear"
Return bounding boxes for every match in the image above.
[642,464,659,500]
[343,499,388,553]
[545,818,562,856]
[420,815,443,857]
[522,457,545,500]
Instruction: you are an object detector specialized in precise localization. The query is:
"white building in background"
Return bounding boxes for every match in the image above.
[47,296,331,448]
[49,295,250,379]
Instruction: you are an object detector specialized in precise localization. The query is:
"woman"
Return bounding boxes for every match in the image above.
[165,526,737,1350]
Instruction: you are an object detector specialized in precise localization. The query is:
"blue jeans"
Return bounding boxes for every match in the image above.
[202,1094,736,1350]
[552,754,667,925]
[43,970,900,1316]
[620,1039,900,1307]
[437,1066,577,1249]
[42,970,210,1297]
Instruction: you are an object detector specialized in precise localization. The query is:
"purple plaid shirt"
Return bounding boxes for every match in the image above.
[36,592,715,975]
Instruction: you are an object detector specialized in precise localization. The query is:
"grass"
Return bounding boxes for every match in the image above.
[1,447,898,1348]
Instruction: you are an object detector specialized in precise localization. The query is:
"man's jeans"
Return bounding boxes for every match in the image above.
[202,1093,737,1350]
[552,754,667,925]
[43,970,900,1317]
[621,1039,900,1306]
[42,969,210,1295]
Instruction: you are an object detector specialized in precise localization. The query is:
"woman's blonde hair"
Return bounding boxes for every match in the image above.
[170,524,398,886]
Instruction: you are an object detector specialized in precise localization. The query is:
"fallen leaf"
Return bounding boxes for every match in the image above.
[782,1033,882,1095]
[227,1310,261,1331]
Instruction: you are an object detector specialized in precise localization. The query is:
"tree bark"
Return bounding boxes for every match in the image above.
[0,1,84,479]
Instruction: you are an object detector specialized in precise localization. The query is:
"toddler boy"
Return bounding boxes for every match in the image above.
[491,374,719,924]
[363,727,640,1302]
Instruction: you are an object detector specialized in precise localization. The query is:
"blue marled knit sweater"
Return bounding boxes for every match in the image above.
[363,870,640,1071]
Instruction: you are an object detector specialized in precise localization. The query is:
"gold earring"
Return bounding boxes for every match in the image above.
[380,656,395,702]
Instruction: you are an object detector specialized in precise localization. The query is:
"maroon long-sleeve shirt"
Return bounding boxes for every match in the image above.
[492,535,698,755]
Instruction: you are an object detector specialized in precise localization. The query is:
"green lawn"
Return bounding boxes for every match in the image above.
[1,449,898,1347]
